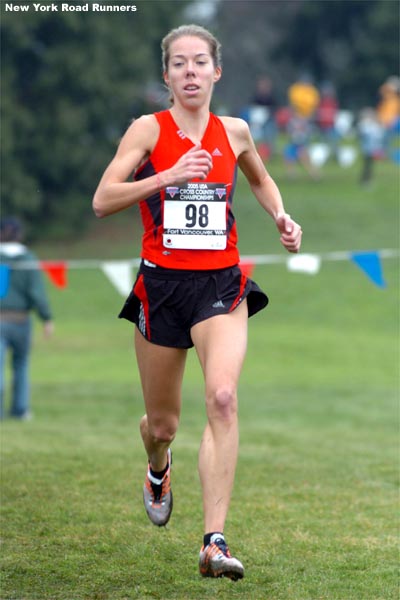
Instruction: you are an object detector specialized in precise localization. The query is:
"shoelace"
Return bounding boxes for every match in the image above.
[211,539,230,557]
[148,472,169,502]
[150,480,163,502]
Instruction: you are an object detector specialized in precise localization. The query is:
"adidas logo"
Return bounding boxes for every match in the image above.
[212,147,223,156]
[212,300,225,308]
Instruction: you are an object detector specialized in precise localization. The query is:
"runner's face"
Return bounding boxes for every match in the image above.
[164,36,221,108]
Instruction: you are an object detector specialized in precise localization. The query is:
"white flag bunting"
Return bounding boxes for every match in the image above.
[100,261,134,297]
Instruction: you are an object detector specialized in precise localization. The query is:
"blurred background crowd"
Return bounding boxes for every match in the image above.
[238,72,400,183]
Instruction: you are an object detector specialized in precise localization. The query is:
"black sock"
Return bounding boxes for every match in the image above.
[204,532,225,547]
[149,463,168,481]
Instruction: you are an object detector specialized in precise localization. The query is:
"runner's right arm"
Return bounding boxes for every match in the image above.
[93,116,212,218]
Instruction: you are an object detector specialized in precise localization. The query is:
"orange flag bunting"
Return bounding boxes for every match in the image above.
[40,261,68,288]
[239,260,255,278]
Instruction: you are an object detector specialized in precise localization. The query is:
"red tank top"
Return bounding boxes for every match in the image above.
[135,110,239,270]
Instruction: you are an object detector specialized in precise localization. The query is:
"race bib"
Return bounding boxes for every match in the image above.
[163,183,227,250]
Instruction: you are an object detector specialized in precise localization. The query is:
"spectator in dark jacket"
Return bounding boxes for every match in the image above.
[0,217,53,419]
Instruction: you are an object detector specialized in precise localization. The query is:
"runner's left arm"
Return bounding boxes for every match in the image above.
[234,119,302,253]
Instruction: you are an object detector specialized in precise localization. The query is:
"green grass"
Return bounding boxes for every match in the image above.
[1,156,399,599]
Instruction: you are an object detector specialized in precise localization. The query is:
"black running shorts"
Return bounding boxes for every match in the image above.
[119,261,269,349]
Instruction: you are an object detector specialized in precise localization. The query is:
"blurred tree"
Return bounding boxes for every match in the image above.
[277,0,398,107]
[213,0,398,113]
[1,1,188,240]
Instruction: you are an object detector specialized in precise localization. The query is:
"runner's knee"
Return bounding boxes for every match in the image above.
[147,417,178,445]
[207,386,237,422]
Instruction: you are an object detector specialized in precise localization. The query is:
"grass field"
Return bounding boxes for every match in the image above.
[1,156,399,599]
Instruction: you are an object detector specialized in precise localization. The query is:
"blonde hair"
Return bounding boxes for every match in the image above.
[161,24,222,73]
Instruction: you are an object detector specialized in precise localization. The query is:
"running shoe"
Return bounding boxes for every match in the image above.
[199,536,244,580]
[143,448,173,526]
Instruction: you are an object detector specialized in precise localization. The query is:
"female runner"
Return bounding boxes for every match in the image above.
[93,24,302,581]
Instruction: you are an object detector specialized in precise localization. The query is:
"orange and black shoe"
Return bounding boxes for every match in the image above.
[199,535,244,581]
[143,448,172,527]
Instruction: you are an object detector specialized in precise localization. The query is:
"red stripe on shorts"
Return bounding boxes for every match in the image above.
[134,274,151,340]
[229,273,247,312]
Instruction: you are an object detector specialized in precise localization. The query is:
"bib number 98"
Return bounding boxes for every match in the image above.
[186,203,209,228]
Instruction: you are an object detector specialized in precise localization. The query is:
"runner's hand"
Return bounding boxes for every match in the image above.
[167,143,213,185]
[275,213,302,253]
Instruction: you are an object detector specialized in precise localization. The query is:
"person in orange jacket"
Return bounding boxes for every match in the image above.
[288,74,320,119]
[376,76,400,156]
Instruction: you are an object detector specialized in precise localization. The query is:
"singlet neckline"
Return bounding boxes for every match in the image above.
[166,109,212,145]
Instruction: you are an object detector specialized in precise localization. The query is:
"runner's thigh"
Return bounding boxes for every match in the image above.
[135,329,187,421]
[190,299,248,390]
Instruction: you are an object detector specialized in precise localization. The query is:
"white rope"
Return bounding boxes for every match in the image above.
[1,249,398,270]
